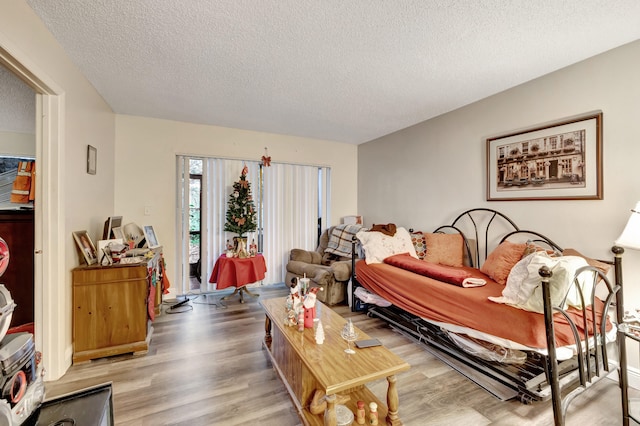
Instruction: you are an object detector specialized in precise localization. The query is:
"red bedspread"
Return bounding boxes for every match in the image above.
[356,261,608,349]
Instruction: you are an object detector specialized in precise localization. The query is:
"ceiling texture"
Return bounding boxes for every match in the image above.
[0,65,35,134]
[8,1,640,143]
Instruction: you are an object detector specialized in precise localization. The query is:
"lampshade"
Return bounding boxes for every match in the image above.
[615,201,640,250]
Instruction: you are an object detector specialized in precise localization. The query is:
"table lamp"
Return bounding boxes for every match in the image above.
[614,201,640,424]
[616,201,640,250]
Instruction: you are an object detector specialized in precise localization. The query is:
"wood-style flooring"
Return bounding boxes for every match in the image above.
[45,283,634,425]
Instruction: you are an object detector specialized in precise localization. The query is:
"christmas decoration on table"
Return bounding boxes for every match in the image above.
[285,280,303,327]
[261,147,271,167]
[249,238,257,257]
[315,320,325,344]
[303,286,322,328]
[284,279,323,330]
[224,165,257,256]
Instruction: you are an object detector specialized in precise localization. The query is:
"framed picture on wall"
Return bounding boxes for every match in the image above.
[87,145,97,175]
[486,111,603,201]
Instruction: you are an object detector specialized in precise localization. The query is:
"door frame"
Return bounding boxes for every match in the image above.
[0,38,67,379]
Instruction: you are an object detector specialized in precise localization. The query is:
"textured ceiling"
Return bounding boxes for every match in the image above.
[0,65,35,134]
[10,1,640,143]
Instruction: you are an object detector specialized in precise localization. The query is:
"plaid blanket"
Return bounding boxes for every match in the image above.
[324,224,362,258]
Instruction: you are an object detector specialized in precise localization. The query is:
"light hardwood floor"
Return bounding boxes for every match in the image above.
[45,283,634,425]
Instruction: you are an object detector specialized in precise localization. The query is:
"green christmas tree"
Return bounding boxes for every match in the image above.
[224,165,257,238]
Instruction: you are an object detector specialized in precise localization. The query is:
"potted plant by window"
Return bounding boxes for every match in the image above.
[224,165,257,257]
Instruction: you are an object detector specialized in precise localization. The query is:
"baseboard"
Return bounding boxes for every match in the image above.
[629,366,640,390]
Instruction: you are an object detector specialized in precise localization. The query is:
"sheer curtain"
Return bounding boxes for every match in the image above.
[177,156,329,295]
[262,163,330,287]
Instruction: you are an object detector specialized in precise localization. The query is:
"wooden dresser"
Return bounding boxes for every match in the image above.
[72,250,163,363]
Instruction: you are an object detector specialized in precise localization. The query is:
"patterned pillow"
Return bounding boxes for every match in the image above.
[410,231,427,260]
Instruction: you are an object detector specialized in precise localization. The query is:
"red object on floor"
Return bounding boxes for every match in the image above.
[209,254,267,290]
[7,322,34,335]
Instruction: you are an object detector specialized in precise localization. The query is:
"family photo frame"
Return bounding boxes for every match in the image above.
[143,225,160,248]
[73,230,98,265]
[486,112,603,201]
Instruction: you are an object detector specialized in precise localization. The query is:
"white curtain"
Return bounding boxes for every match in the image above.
[177,156,329,295]
[262,163,329,286]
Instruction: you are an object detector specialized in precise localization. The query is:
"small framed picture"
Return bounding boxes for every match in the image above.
[87,145,97,175]
[97,238,123,265]
[73,230,97,265]
[112,226,125,241]
[143,225,160,248]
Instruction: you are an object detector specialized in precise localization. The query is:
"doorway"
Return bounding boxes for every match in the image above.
[0,41,66,380]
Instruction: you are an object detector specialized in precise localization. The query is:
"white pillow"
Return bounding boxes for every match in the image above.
[489,252,590,313]
[521,255,590,313]
[356,227,418,264]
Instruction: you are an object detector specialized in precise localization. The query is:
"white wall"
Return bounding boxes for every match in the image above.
[358,39,640,368]
[0,2,116,379]
[114,115,358,290]
[0,131,35,157]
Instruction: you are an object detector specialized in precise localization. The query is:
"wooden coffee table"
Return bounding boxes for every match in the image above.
[261,297,410,426]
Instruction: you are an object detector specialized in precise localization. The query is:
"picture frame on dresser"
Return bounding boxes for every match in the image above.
[486,111,603,201]
[143,225,160,248]
[112,226,125,241]
[73,230,97,265]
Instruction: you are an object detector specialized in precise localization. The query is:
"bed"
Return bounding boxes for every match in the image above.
[349,208,630,425]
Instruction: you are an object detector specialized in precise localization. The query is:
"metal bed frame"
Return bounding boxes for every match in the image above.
[350,208,631,425]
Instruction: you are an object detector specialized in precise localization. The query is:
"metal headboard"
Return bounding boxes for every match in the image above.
[433,208,521,268]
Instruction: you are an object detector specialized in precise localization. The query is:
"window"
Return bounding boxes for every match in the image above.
[176,156,330,295]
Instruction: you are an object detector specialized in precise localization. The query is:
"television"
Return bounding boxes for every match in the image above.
[101,216,123,240]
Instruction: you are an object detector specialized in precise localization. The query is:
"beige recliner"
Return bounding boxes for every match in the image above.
[284,227,356,305]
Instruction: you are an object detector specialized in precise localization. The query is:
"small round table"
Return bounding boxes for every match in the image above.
[208,254,267,303]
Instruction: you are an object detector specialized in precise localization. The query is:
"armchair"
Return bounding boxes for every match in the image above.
[285,226,358,305]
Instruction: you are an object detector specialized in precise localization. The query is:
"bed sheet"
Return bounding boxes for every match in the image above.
[355,261,609,350]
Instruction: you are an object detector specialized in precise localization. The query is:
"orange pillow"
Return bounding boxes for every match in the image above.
[480,241,526,285]
[423,233,464,267]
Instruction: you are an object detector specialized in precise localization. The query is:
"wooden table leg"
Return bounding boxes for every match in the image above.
[386,375,402,426]
[264,314,272,349]
[222,286,260,304]
[324,393,337,426]
[241,285,260,298]
[221,287,241,301]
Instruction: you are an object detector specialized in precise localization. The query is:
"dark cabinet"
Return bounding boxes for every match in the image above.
[0,209,34,328]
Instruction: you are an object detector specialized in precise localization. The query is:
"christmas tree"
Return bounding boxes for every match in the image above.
[224,165,257,238]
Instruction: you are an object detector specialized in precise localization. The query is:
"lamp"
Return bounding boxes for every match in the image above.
[616,201,640,250]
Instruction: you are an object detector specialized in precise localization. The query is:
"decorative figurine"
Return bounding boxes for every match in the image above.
[249,238,257,257]
[369,402,378,425]
[315,321,325,344]
[303,287,321,328]
[285,283,303,327]
[356,400,366,424]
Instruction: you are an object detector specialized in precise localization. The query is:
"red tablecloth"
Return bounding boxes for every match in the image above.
[209,254,267,290]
